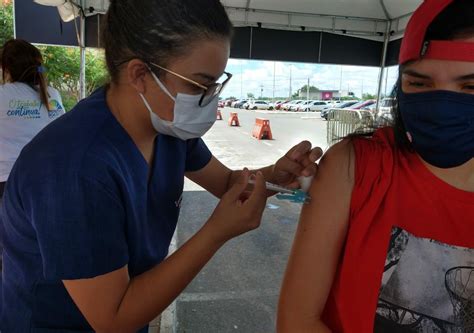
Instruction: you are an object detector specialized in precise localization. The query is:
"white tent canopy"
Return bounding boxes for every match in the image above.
[29,0,423,101]
[38,0,421,40]
[222,0,422,41]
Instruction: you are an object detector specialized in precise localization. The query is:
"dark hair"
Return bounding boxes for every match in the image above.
[102,0,233,82]
[1,39,50,111]
[392,0,474,149]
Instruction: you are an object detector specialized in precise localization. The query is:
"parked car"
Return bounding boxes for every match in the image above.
[344,99,376,110]
[322,100,358,110]
[326,100,342,108]
[300,100,330,112]
[242,100,251,109]
[375,98,396,126]
[218,101,225,108]
[230,100,241,108]
[275,100,289,110]
[293,100,307,111]
[246,100,271,110]
[320,100,360,120]
[268,100,283,109]
[376,111,394,126]
[294,100,314,111]
[281,100,301,111]
[233,99,248,108]
[289,101,305,111]
[224,99,235,106]
[363,102,378,111]
[225,99,236,107]
[284,100,304,111]
[379,97,395,113]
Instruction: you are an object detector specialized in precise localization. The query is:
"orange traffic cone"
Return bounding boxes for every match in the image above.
[228,112,240,127]
[252,118,273,140]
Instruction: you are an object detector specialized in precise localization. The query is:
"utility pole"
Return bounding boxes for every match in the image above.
[339,65,343,94]
[260,84,264,99]
[240,60,243,99]
[289,65,292,99]
[306,78,310,101]
[273,61,276,102]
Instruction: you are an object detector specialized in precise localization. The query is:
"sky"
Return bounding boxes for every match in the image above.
[222,58,399,100]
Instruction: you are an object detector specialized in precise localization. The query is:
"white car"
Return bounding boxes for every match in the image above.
[282,100,303,111]
[323,101,339,109]
[299,100,329,112]
[295,100,315,111]
[231,100,243,108]
[246,100,271,110]
[379,98,395,113]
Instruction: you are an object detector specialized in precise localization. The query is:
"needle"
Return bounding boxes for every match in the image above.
[248,179,295,194]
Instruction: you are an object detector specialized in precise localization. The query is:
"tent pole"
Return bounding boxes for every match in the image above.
[375,20,391,116]
[79,1,86,100]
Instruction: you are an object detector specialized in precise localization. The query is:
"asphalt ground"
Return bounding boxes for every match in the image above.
[174,107,328,333]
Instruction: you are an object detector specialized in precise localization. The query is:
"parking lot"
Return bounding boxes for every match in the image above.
[174,108,328,333]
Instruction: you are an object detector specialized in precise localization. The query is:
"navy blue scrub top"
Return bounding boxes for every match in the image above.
[0,87,212,332]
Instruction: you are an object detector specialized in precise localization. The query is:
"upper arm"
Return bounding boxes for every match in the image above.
[278,139,355,332]
[27,176,129,280]
[186,156,232,198]
[24,174,131,330]
[63,266,130,332]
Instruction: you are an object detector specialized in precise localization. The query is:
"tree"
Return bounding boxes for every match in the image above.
[247,92,255,99]
[297,85,319,94]
[40,46,109,111]
[0,2,14,47]
[340,96,359,101]
[362,93,377,100]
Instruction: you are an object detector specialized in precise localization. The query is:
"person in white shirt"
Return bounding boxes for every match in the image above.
[0,39,65,200]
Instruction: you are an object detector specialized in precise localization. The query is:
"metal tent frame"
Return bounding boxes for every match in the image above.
[17,0,422,109]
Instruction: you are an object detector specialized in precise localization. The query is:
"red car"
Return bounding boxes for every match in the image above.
[275,100,289,110]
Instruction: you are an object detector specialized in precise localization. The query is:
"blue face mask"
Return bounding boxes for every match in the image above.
[398,90,474,169]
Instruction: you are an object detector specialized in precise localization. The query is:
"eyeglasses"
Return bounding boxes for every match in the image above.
[149,62,232,107]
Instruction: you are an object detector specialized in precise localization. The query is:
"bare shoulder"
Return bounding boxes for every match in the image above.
[301,138,355,229]
[312,138,355,190]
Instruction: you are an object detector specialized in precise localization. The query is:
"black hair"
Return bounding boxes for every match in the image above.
[102,0,234,82]
[392,0,474,150]
[1,39,50,111]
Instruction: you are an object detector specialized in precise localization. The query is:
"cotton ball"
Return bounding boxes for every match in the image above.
[298,176,313,193]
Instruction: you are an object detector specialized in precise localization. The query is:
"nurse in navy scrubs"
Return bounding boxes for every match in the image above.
[0,0,321,331]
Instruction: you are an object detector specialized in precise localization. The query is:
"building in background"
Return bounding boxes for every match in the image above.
[298,89,354,100]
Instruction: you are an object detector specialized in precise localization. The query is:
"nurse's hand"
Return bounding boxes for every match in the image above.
[207,168,267,243]
[270,141,323,189]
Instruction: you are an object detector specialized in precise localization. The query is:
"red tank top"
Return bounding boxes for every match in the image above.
[322,127,474,333]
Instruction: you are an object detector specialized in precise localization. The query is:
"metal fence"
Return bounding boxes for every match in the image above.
[326,109,375,145]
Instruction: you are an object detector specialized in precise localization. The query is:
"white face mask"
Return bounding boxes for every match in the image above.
[139,70,219,140]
